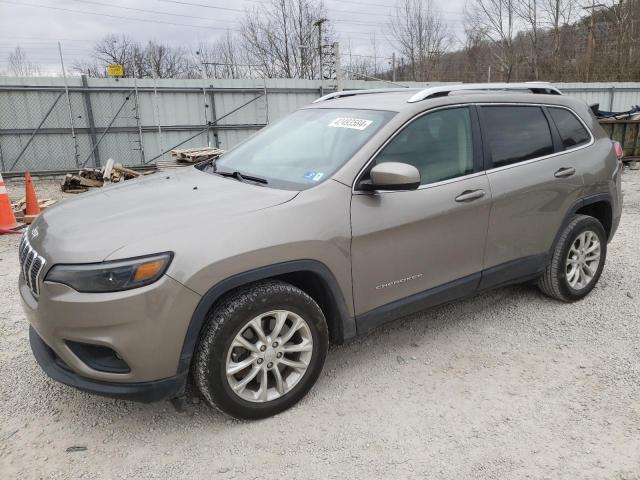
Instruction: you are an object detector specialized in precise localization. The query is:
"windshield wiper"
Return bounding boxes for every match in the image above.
[215,170,268,184]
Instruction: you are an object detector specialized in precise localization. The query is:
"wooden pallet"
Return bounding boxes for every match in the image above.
[170,147,224,164]
[61,159,154,193]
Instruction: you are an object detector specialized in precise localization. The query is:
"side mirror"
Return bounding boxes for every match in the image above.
[360,162,421,191]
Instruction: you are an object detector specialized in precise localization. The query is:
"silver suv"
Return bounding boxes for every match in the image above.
[20,83,623,419]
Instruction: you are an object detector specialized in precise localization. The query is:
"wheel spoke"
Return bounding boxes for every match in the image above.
[586,242,600,254]
[226,355,256,375]
[280,357,307,371]
[273,367,286,395]
[257,367,269,401]
[567,266,578,283]
[271,311,288,339]
[232,365,261,393]
[283,340,313,353]
[249,318,269,345]
[279,317,303,344]
[232,335,259,353]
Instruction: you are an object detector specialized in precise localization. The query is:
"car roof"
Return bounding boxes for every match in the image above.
[304,85,585,114]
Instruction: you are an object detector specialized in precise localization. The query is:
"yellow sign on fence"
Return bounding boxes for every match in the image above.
[106,64,124,77]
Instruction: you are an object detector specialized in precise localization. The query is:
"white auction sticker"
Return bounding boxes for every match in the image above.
[328,117,373,130]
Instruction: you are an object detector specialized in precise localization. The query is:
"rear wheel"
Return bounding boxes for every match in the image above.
[538,214,607,302]
[193,280,328,419]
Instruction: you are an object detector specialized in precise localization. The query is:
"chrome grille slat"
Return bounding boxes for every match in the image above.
[18,235,46,297]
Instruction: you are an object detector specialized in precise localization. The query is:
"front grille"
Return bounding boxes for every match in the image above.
[19,235,46,297]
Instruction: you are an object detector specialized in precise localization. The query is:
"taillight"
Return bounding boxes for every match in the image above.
[613,141,624,161]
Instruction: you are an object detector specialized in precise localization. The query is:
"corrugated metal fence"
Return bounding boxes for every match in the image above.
[1,77,639,174]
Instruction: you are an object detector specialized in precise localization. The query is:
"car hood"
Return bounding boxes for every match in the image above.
[29,167,298,264]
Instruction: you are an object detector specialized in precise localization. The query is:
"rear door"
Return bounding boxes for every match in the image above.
[478,104,588,288]
[350,105,492,329]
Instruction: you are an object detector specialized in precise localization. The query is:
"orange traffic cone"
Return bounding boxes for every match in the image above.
[0,172,21,232]
[24,171,41,217]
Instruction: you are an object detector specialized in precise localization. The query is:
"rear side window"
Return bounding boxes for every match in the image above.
[482,106,554,167]
[548,107,591,149]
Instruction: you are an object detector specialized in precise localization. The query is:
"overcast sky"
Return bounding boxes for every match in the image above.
[0,0,467,75]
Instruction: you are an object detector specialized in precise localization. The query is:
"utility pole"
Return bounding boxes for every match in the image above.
[583,1,606,81]
[298,45,309,79]
[195,50,207,79]
[313,18,328,96]
[334,42,342,91]
[58,42,80,168]
[391,52,396,83]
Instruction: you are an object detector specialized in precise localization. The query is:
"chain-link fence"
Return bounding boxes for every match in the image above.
[0,77,282,174]
[1,77,639,174]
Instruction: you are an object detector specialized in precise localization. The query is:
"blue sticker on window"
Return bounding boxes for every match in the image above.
[303,171,324,182]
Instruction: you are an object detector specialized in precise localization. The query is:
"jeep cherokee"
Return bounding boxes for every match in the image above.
[20,83,623,419]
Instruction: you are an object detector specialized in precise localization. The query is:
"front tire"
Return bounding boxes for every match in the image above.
[193,280,329,419]
[538,214,607,302]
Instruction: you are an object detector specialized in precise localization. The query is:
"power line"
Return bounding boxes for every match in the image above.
[0,0,236,31]
[68,0,241,21]
[157,0,244,12]
[158,0,464,19]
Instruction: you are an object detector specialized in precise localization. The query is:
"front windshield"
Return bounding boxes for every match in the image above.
[206,108,395,190]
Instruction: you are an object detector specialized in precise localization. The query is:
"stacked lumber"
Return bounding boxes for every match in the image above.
[61,158,155,194]
[13,198,57,224]
[170,147,224,164]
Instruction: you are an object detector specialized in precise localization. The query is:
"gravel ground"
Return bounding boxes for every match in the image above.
[1,171,639,480]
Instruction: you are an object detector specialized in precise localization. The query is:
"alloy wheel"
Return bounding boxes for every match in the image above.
[566,230,601,290]
[225,310,313,403]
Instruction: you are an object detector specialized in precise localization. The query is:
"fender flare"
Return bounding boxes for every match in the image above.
[550,192,613,256]
[176,260,354,376]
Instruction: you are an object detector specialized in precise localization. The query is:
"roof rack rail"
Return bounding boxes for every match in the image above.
[313,87,419,103]
[407,82,562,103]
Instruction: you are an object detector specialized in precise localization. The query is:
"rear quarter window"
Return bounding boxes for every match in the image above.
[482,106,554,168]
[548,107,591,149]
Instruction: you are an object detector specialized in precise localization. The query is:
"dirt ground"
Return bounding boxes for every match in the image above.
[1,171,639,480]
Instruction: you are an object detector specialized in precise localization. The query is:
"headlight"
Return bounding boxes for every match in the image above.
[45,253,173,293]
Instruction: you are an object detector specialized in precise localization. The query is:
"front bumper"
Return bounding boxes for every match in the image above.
[21,271,201,396]
[30,327,186,402]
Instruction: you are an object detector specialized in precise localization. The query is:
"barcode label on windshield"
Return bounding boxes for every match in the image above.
[328,117,373,130]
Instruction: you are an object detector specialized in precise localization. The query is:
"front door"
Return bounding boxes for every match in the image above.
[350,106,492,332]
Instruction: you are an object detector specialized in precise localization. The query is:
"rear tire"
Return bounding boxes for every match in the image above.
[193,280,328,419]
[538,214,607,302]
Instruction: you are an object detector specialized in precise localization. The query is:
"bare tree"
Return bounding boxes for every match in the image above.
[8,46,40,76]
[195,31,247,79]
[241,0,329,79]
[389,0,450,81]
[540,0,577,79]
[144,41,192,78]
[466,0,520,81]
[515,0,541,79]
[89,34,145,77]
[72,59,105,77]
[76,34,198,78]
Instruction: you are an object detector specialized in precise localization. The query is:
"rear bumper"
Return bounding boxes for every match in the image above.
[30,326,186,402]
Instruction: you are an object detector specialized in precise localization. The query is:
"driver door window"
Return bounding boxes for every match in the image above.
[375,107,475,185]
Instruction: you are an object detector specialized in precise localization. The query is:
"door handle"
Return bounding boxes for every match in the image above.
[455,189,486,202]
[554,167,576,178]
